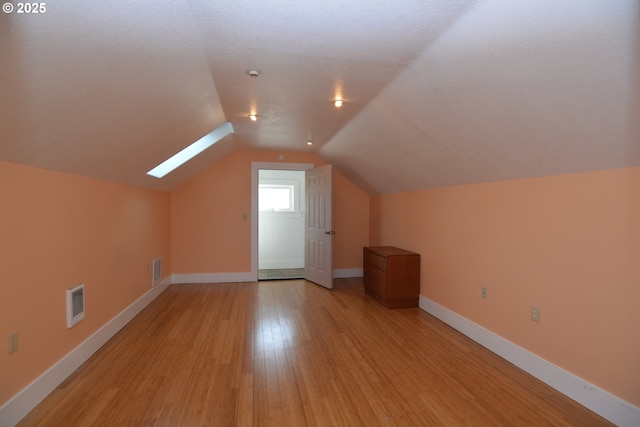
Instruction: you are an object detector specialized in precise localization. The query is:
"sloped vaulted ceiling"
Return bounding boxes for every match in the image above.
[1,1,638,194]
[320,0,640,194]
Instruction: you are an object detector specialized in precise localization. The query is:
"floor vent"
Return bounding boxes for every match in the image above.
[152,257,162,285]
[66,284,85,328]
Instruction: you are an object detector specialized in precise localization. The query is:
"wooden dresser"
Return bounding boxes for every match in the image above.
[363,246,420,308]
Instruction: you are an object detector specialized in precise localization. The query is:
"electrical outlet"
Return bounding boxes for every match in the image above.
[8,332,18,354]
[481,286,488,299]
[531,306,540,323]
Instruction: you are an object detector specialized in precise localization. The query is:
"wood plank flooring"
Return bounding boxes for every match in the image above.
[18,278,612,426]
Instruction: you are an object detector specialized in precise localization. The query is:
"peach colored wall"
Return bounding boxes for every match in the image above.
[0,161,171,407]
[370,167,640,407]
[171,149,369,274]
[333,169,370,269]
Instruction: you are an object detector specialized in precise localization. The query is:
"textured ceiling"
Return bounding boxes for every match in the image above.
[1,1,638,193]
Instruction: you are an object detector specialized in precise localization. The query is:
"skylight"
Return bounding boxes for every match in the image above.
[146,122,234,178]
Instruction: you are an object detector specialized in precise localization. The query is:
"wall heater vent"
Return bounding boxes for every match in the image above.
[152,257,162,285]
[66,284,85,328]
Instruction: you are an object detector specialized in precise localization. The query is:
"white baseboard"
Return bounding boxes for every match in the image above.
[171,272,256,284]
[171,269,363,284]
[0,277,172,427]
[334,268,363,278]
[419,295,640,427]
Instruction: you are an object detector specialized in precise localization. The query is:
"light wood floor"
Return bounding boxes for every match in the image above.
[18,278,612,427]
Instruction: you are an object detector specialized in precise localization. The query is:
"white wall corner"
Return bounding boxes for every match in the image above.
[418,295,640,427]
[0,276,171,427]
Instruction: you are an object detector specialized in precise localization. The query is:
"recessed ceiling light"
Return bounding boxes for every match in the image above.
[248,114,260,121]
[334,99,344,108]
[147,122,234,178]
[306,140,313,146]
[245,69,261,78]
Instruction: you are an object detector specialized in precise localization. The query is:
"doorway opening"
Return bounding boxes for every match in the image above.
[250,162,314,281]
[258,169,306,280]
[250,161,333,288]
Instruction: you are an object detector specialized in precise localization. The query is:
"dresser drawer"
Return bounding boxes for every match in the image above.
[363,263,386,299]
[363,249,387,271]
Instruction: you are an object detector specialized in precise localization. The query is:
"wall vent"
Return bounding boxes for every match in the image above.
[152,257,162,285]
[66,284,85,328]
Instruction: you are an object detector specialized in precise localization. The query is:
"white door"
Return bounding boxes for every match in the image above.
[304,164,333,289]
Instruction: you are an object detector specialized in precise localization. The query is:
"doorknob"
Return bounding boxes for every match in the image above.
[324,230,335,235]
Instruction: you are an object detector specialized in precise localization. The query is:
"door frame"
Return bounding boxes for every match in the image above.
[250,161,314,281]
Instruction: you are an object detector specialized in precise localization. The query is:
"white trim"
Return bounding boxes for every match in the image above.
[0,277,172,427]
[419,295,640,427]
[171,272,255,284]
[333,268,363,278]
[170,270,363,284]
